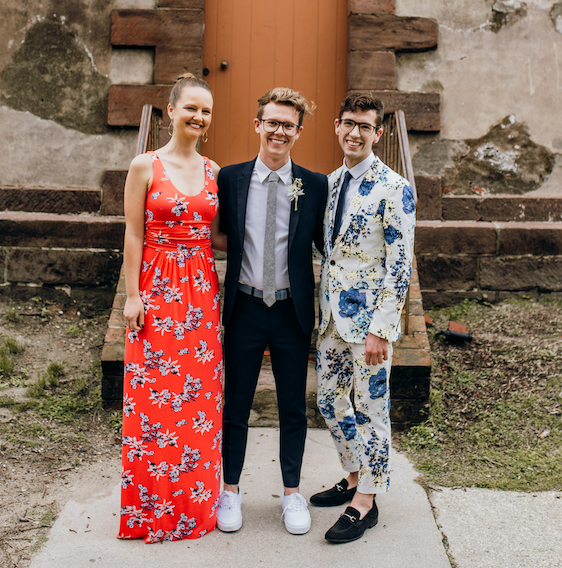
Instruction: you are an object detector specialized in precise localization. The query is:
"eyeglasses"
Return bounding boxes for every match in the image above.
[338,119,380,136]
[260,119,300,136]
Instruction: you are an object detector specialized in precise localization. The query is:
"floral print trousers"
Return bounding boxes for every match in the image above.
[316,318,392,494]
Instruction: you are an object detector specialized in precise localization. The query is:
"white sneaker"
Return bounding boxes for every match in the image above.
[216,490,243,532]
[281,492,311,534]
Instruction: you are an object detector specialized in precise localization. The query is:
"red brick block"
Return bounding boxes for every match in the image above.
[0,187,100,215]
[415,175,441,220]
[112,293,127,309]
[101,341,125,363]
[0,212,125,249]
[416,255,477,290]
[348,51,396,90]
[348,90,440,131]
[349,0,395,14]
[154,47,203,83]
[392,347,431,367]
[449,321,467,333]
[111,9,204,48]
[480,256,562,291]
[441,196,481,221]
[497,222,562,255]
[415,221,496,254]
[481,196,562,222]
[349,15,438,52]
[101,170,128,216]
[108,85,171,127]
[7,249,122,286]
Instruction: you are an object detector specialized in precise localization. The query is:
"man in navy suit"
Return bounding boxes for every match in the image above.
[216,87,328,535]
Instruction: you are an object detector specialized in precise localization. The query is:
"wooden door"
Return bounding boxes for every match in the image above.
[202,0,348,174]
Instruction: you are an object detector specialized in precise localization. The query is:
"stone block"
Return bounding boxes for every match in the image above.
[390,399,427,428]
[117,274,127,293]
[109,309,126,327]
[108,85,171,127]
[349,15,438,52]
[442,196,481,221]
[421,290,492,308]
[0,212,125,249]
[415,174,441,220]
[349,90,440,131]
[105,326,126,344]
[416,255,477,290]
[480,256,562,291]
[112,293,127,309]
[7,249,122,286]
[390,366,431,398]
[497,222,562,255]
[348,51,396,90]
[0,249,6,284]
[101,341,125,363]
[415,221,497,254]
[392,346,430,367]
[154,47,203,83]
[481,196,562,222]
[0,187,100,214]
[111,9,204,48]
[349,0,395,14]
[158,0,204,7]
[101,170,128,216]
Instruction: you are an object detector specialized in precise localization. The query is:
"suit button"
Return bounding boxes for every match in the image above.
[330,260,335,266]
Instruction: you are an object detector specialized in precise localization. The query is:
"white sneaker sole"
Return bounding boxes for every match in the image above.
[217,516,243,532]
[284,519,311,535]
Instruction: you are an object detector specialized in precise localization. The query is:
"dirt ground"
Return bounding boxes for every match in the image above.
[0,296,120,568]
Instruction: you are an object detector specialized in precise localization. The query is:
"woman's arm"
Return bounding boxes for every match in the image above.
[123,154,152,331]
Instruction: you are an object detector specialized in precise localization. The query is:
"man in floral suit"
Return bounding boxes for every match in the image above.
[311,93,416,544]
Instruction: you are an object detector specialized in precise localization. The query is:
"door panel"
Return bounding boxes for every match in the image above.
[202,0,347,174]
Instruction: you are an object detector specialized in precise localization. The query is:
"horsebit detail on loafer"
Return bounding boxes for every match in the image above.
[342,513,357,523]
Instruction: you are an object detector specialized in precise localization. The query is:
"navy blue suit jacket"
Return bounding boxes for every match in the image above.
[218,159,328,335]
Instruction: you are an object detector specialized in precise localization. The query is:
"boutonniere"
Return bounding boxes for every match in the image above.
[287,178,304,211]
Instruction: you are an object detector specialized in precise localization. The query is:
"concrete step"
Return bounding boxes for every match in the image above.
[0,186,101,214]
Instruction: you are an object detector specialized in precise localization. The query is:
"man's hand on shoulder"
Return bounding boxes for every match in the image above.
[365,333,388,366]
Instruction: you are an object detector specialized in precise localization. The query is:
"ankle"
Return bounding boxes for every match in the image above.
[224,484,239,494]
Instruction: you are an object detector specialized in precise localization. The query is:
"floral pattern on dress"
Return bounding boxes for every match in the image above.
[119,153,222,543]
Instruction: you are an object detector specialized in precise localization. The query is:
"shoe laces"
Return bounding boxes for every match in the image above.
[219,491,237,510]
[281,493,307,520]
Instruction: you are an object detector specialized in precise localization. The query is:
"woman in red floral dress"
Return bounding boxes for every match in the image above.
[118,73,226,542]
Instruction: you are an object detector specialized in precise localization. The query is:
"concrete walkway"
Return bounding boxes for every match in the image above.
[29,428,562,568]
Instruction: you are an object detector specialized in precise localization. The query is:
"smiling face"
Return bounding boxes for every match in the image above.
[335,109,382,169]
[167,85,213,141]
[254,102,302,170]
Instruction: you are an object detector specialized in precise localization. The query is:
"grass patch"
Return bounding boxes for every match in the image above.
[5,307,19,322]
[397,296,562,492]
[66,324,81,337]
[0,348,15,377]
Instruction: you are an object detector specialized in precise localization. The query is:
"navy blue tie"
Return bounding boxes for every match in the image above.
[332,171,353,245]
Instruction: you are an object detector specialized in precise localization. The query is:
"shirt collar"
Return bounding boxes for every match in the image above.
[343,152,375,180]
[256,154,293,185]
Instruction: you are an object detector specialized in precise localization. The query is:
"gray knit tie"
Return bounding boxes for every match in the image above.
[263,172,279,307]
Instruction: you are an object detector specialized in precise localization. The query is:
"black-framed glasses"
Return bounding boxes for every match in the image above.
[338,119,380,136]
[260,119,300,136]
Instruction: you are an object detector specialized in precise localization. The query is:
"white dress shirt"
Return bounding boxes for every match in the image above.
[333,152,376,223]
[239,155,292,291]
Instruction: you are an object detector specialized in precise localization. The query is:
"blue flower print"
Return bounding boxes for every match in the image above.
[369,368,387,399]
[338,288,367,318]
[402,184,415,214]
[384,224,402,245]
[376,199,386,218]
[318,401,336,420]
[358,179,375,196]
[355,411,371,425]
[338,416,357,441]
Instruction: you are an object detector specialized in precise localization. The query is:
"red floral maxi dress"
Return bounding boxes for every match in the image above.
[118,152,222,543]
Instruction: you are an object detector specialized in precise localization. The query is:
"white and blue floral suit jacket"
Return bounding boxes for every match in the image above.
[318,155,416,344]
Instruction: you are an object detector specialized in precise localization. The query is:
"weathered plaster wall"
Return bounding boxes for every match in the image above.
[0,0,139,189]
[396,0,562,195]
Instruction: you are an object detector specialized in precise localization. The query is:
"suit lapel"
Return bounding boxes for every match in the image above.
[236,159,256,250]
[332,157,381,248]
[288,163,301,252]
